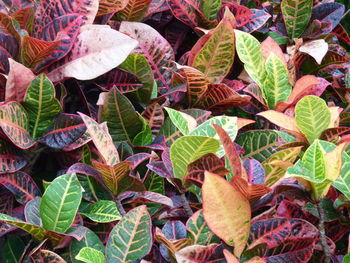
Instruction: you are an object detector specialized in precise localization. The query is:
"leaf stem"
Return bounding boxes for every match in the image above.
[316,200,330,263]
[180,191,193,217]
[115,196,126,216]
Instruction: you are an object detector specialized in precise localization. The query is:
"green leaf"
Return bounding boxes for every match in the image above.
[191,17,235,83]
[165,107,197,135]
[0,213,46,240]
[263,53,292,109]
[132,113,152,146]
[106,205,152,263]
[234,30,266,89]
[22,74,62,139]
[170,136,220,179]
[0,102,35,149]
[76,247,106,263]
[40,173,82,233]
[70,228,105,263]
[295,95,331,143]
[281,0,312,39]
[200,0,221,21]
[263,146,302,187]
[80,200,121,223]
[101,87,144,144]
[118,54,154,103]
[333,152,350,200]
[236,130,280,162]
[186,209,220,245]
[189,116,238,158]
[2,236,25,263]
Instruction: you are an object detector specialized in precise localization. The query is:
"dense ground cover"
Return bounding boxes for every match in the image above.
[0,0,349,262]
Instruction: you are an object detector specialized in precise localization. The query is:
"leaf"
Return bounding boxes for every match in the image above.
[142,103,165,136]
[40,173,82,233]
[165,107,197,135]
[119,22,175,92]
[0,171,40,204]
[234,29,266,88]
[333,152,350,200]
[185,153,229,187]
[118,54,154,104]
[202,171,251,257]
[295,95,331,143]
[2,236,25,263]
[39,113,86,149]
[0,101,35,149]
[25,197,42,226]
[47,25,138,82]
[117,0,153,21]
[0,213,47,240]
[80,200,121,223]
[106,205,152,263]
[299,39,328,65]
[0,154,26,174]
[189,17,235,83]
[5,58,36,102]
[186,209,219,245]
[78,112,120,166]
[236,130,280,162]
[263,53,292,109]
[101,87,143,144]
[22,74,62,139]
[21,36,61,68]
[281,0,312,39]
[243,159,266,184]
[31,249,67,262]
[231,176,271,200]
[261,37,287,66]
[201,0,221,21]
[257,110,299,133]
[310,2,345,33]
[98,0,128,15]
[92,161,131,194]
[166,0,202,28]
[70,228,105,263]
[132,114,152,146]
[175,244,224,263]
[263,147,302,187]
[170,136,220,179]
[76,247,106,263]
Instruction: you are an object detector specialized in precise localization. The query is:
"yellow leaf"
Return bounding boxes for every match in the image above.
[202,171,251,257]
[325,143,347,181]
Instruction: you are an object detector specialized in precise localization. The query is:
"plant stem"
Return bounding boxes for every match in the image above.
[115,196,126,216]
[316,200,330,263]
[180,191,193,217]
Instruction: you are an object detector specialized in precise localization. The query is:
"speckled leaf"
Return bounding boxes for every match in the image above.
[281,0,312,39]
[101,87,143,144]
[170,136,220,179]
[333,152,350,200]
[40,173,82,233]
[202,171,251,257]
[0,171,40,204]
[25,197,42,226]
[0,154,26,174]
[78,112,119,166]
[22,74,62,139]
[80,200,121,223]
[201,0,221,21]
[190,17,235,83]
[106,205,152,263]
[295,95,331,143]
[48,25,138,82]
[119,22,175,93]
[0,101,35,149]
[165,107,197,135]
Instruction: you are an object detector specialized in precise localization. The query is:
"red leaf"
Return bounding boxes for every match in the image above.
[231,176,271,200]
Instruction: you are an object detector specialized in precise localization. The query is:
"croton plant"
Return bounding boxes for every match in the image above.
[0,0,349,262]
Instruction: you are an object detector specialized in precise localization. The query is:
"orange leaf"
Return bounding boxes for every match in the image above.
[237,118,255,130]
[231,176,271,200]
[223,249,240,263]
[325,142,347,181]
[21,36,61,68]
[257,110,299,132]
[261,37,287,66]
[202,171,251,257]
[213,124,242,177]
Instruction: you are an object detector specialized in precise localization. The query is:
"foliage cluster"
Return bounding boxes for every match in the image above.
[0,0,349,262]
